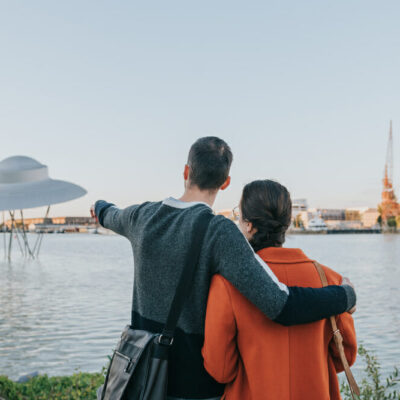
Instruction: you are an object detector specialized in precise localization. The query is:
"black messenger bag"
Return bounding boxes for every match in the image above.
[98,212,213,400]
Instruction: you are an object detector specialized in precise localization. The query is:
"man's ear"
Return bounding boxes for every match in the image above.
[220,176,231,191]
[249,222,258,235]
[246,221,253,234]
[183,164,190,181]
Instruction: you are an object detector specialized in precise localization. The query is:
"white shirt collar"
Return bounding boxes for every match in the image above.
[162,197,211,209]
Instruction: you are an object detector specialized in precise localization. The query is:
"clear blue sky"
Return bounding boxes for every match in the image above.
[1,1,400,217]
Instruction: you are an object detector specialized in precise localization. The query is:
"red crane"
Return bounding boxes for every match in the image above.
[379,121,400,226]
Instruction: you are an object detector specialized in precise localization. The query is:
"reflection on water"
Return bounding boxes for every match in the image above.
[0,233,399,380]
[287,233,400,379]
[0,233,133,379]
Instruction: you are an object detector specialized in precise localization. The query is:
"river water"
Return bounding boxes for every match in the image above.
[0,233,399,380]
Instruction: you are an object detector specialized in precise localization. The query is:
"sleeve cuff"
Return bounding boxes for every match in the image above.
[94,200,115,226]
[342,284,356,311]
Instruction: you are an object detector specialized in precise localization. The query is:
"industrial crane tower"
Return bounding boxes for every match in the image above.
[379,121,400,226]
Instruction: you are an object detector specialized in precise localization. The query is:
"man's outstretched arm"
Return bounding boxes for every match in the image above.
[211,217,356,326]
[93,200,139,237]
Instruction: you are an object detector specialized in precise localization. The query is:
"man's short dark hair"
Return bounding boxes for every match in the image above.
[187,137,233,191]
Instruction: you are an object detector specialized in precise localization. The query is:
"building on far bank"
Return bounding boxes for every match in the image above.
[216,209,236,222]
[319,209,345,221]
[319,209,346,228]
[291,206,379,231]
[218,201,380,231]
[361,208,380,228]
[65,216,94,225]
[3,217,50,229]
[292,199,308,218]
[290,199,308,229]
[4,216,96,230]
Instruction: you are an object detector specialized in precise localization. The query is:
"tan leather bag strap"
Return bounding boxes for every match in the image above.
[313,261,360,398]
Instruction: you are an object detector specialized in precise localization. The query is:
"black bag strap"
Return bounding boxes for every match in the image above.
[159,211,213,344]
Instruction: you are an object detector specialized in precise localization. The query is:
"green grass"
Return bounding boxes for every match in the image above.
[0,371,104,400]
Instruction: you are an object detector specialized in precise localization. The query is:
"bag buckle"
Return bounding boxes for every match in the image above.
[115,350,133,373]
[157,335,174,346]
[124,360,133,373]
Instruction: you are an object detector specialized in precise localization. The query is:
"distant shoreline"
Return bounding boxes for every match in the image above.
[288,229,387,235]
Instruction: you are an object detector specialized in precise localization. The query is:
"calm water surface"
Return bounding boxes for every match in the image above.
[0,233,399,380]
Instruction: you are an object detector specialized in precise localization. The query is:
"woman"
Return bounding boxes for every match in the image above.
[202,180,357,400]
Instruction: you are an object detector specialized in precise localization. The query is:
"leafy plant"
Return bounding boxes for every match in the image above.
[341,345,400,399]
[387,217,397,229]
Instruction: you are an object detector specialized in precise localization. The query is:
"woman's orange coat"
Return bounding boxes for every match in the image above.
[202,247,357,400]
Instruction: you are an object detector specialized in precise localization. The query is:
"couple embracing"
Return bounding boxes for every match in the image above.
[93,137,357,400]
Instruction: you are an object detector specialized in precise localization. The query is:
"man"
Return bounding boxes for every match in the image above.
[93,137,356,400]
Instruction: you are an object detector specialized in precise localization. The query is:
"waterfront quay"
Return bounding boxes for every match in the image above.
[217,200,398,233]
[289,228,383,234]
[1,216,98,234]
[2,206,397,235]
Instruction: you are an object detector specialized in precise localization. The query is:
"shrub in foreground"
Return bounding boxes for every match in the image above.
[341,345,400,399]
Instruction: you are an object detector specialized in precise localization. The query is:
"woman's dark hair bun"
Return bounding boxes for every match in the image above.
[240,180,292,252]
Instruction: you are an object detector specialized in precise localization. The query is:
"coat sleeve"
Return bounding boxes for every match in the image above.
[323,266,357,371]
[202,275,239,384]
[94,200,139,238]
[329,312,358,371]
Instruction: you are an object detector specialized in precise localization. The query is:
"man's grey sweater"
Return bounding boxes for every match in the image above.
[95,197,356,399]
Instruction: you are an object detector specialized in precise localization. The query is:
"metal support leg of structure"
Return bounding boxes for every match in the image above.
[5,205,51,261]
[20,210,35,258]
[33,205,50,258]
[3,211,7,260]
[8,217,13,262]
[9,211,25,257]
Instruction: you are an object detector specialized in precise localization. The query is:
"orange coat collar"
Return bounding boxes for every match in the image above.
[257,247,311,264]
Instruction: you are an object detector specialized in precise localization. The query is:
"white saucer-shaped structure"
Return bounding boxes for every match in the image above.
[0,156,87,211]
